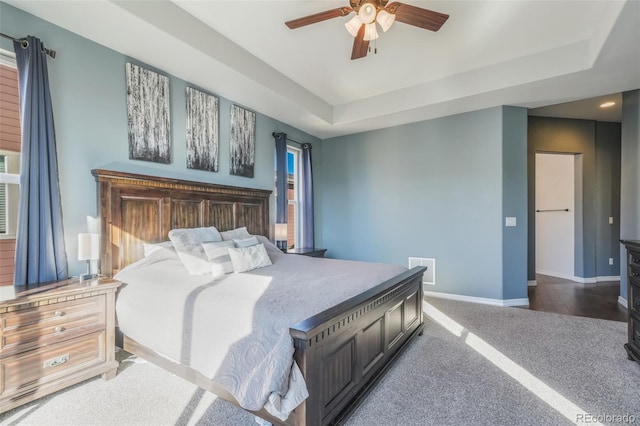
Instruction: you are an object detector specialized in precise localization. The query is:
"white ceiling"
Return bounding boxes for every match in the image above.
[6,0,640,139]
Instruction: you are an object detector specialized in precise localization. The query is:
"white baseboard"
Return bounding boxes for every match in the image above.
[528,280,537,287]
[596,276,620,282]
[618,296,628,309]
[535,270,620,284]
[423,290,530,307]
[535,269,575,281]
[575,276,620,283]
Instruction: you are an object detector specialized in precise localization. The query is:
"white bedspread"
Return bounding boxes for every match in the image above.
[114,237,406,420]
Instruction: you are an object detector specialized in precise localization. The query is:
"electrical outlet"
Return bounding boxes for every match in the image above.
[505,217,517,227]
[609,258,614,265]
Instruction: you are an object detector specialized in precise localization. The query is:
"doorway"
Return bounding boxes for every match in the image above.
[535,153,576,280]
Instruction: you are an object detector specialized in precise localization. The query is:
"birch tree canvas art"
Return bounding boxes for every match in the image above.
[186,87,219,172]
[230,105,256,178]
[126,63,171,163]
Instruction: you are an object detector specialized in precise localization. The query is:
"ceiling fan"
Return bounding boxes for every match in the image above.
[285,0,449,60]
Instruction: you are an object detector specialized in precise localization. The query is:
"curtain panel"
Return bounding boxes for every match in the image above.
[274,132,288,224]
[300,143,314,249]
[13,36,68,285]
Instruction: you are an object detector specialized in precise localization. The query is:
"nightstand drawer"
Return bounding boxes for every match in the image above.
[631,314,640,350]
[629,260,640,279]
[631,280,640,317]
[0,331,105,398]
[0,296,105,357]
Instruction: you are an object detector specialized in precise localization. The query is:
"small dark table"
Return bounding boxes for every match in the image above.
[286,248,327,258]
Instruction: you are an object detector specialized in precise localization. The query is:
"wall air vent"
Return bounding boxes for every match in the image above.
[408,257,435,285]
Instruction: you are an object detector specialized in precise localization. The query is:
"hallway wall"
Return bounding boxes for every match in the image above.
[528,117,621,282]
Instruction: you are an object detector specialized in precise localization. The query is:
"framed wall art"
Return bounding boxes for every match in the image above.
[186,87,219,172]
[126,62,171,164]
[229,104,256,178]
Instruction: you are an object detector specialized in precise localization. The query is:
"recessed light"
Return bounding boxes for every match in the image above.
[600,101,616,108]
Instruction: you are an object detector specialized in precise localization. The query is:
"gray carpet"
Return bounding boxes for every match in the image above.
[2,298,638,426]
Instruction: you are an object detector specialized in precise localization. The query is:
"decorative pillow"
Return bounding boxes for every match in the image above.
[220,226,251,241]
[228,243,272,273]
[168,226,223,275]
[202,240,235,276]
[233,236,259,248]
[255,235,284,258]
[143,241,174,257]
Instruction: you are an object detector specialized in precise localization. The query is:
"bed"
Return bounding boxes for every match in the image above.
[93,169,425,426]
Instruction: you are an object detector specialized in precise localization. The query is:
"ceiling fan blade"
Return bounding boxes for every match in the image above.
[286,7,353,29]
[351,25,369,60]
[387,2,449,32]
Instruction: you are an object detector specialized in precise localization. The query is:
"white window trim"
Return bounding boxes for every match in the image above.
[0,54,19,240]
[0,150,20,240]
[0,48,17,68]
[287,146,302,249]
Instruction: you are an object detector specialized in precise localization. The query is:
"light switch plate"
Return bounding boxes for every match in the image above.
[505,217,517,227]
[609,217,614,224]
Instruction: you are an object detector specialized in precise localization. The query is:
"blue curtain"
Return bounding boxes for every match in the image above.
[300,143,314,248]
[13,36,68,285]
[274,132,288,224]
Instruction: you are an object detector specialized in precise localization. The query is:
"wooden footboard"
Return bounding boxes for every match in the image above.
[289,266,425,426]
[122,267,425,426]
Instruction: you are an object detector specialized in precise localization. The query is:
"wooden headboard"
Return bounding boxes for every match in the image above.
[93,169,271,277]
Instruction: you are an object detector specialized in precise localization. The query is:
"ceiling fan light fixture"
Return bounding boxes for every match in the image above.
[363,22,379,41]
[358,2,377,24]
[345,15,364,37]
[376,9,395,32]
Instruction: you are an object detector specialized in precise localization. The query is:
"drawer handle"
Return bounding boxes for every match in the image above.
[54,310,64,317]
[632,272,640,277]
[43,354,69,369]
[54,326,65,333]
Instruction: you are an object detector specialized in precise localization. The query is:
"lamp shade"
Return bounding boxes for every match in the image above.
[345,15,363,37]
[376,9,395,32]
[275,223,288,241]
[363,22,379,41]
[78,233,100,261]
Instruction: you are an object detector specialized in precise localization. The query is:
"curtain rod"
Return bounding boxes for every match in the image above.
[0,33,56,58]
[272,132,303,146]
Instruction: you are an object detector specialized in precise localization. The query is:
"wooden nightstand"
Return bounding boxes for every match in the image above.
[286,248,327,258]
[0,277,122,413]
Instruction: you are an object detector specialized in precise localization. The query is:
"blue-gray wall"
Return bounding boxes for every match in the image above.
[620,89,640,299]
[318,106,528,301]
[596,122,622,277]
[527,117,621,281]
[0,2,321,277]
[502,107,529,299]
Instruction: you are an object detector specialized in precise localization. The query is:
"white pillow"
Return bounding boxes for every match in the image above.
[220,227,251,241]
[143,241,174,257]
[168,226,222,275]
[233,236,259,248]
[202,240,235,276]
[228,243,272,273]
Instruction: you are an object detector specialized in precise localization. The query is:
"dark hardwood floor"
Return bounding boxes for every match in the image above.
[527,274,628,322]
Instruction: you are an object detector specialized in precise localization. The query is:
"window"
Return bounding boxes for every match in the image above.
[287,147,301,249]
[0,48,21,285]
[0,151,20,236]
